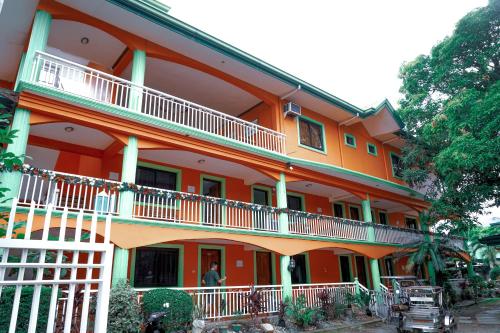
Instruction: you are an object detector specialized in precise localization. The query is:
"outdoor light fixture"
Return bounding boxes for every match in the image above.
[286,162,293,171]
[305,183,312,188]
[197,159,206,164]
[80,37,89,45]
[288,258,296,272]
[64,126,74,133]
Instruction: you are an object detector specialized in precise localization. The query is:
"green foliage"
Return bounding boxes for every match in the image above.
[107,282,142,333]
[397,0,500,231]
[0,286,57,333]
[490,266,500,280]
[443,281,458,307]
[285,294,321,328]
[142,288,193,332]
[468,224,499,269]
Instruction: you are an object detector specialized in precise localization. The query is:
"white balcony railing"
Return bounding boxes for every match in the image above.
[17,169,120,214]
[133,185,280,232]
[30,51,286,154]
[14,168,462,248]
[291,282,357,307]
[288,210,370,241]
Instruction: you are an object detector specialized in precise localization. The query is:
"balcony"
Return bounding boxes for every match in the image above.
[14,168,465,250]
[26,51,286,155]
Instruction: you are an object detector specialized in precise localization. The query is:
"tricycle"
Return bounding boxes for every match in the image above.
[394,286,457,333]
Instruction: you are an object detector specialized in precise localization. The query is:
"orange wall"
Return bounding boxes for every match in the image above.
[239,102,274,130]
[309,250,340,283]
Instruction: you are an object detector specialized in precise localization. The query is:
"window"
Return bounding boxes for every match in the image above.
[339,256,352,282]
[134,247,179,288]
[287,194,303,211]
[349,206,361,220]
[379,212,388,225]
[253,188,270,206]
[291,254,308,284]
[405,217,418,229]
[344,134,356,148]
[298,117,325,151]
[136,166,177,190]
[333,203,344,218]
[367,143,378,156]
[390,153,403,178]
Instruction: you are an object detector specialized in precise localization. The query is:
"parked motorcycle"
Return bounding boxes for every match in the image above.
[145,311,167,333]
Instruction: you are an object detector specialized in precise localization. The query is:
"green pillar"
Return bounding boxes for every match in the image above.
[1,109,31,199]
[129,49,146,111]
[362,197,381,291]
[19,10,52,84]
[112,248,129,286]
[118,136,138,218]
[421,219,437,285]
[276,172,292,298]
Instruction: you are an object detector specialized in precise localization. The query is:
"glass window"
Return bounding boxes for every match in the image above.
[203,179,222,197]
[349,206,361,220]
[253,188,270,206]
[136,166,177,190]
[291,254,308,284]
[390,153,404,178]
[287,195,303,211]
[333,203,344,218]
[406,217,418,229]
[134,247,179,288]
[299,118,324,151]
[367,143,378,156]
[379,212,388,225]
[344,134,356,148]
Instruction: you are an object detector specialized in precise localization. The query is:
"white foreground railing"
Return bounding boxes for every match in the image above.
[17,169,121,215]
[288,211,370,241]
[133,186,280,232]
[31,51,286,154]
[0,200,114,333]
[291,282,357,307]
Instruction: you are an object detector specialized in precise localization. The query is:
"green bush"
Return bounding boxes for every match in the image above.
[490,266,500,281]
[285,294,321,328]
[0,286,56,333]
[107,282,142,333]
[142,288,193,332]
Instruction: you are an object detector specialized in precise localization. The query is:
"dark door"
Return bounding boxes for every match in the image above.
[291,254,307,284]
[287,195,303,211]
[333,203,344,218]
[349,206,360,220]
[406,218,418,229]
[202,178,223,225]
[255,252,273,285]
[339,256,352,282]
[253,188,270,206]
[355,256,368,287]
[200,248,221,285]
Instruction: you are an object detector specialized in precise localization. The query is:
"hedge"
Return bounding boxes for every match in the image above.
[142,288,193,332]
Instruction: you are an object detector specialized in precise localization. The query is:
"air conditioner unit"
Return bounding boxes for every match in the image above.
[283,102,301,117]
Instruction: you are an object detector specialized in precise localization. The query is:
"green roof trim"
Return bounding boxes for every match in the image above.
[106,0,403,127]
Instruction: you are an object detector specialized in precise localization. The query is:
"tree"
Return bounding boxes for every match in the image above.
[468,224,499,269]
[397,0,500,233]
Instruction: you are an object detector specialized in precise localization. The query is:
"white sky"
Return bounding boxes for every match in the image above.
[162,0,498,225]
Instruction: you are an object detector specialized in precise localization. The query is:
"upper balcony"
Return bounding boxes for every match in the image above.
[23,51,286,155]
[14,167,465,252]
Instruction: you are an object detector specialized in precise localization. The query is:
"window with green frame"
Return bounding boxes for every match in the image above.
[298,117,325,151]
[390,153,404,178]
[367,143,378,156]
[136,165,178,190]
[344,133,356,148]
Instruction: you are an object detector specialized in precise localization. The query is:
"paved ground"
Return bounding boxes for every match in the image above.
[333,299,500,332]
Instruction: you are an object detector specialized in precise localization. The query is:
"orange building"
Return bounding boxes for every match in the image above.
[0,0,465,316]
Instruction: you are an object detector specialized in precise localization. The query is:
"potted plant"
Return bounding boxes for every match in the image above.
[344,292,355,320]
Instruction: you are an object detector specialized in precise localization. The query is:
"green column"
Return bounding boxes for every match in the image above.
[19,10,52,84]
[129,49,146,111]
[420,219,437,285]
[362,197,381,291]
[276,172,292,298]
[1,109,31,199]
[112,248,129,286]
[118,136,138,218]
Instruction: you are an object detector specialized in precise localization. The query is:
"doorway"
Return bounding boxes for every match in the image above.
[339,255,352,282]
[355,256,369,287]
[291,254,309,284]
[199,247,224,286]
[201,176,225,225]
[255,251,273,285]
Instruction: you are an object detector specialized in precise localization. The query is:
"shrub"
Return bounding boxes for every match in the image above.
[142,288,193,332]
[107,282,142,333]
[0,286,56,333]
[490,266,500,281]
[285,294,321,328]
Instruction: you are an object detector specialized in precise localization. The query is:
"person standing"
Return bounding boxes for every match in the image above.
[202,261,227,315]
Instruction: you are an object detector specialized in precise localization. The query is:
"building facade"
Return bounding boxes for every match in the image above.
[0,0,464,312]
